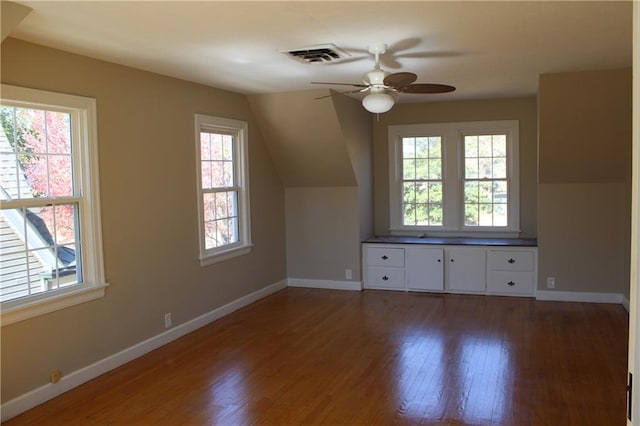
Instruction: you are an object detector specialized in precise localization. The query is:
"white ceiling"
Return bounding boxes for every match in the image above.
[6,1,633,103]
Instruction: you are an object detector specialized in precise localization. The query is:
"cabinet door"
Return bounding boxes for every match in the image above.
[447,248,486,293]
[406,247,444,291]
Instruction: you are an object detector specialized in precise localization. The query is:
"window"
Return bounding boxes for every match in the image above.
[401,136,443,226]
[0,84,106,325]
[195,114,251,265]
[389,120,519,237]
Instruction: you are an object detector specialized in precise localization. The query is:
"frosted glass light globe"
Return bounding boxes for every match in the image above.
[362,92,394,113]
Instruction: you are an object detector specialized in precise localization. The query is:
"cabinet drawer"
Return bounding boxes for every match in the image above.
[366,247,405,267]
[487,271,534,296]
[365,267,405,289]
[487,251,534,272]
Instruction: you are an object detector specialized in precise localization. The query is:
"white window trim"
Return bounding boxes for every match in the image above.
[195,114,252,266]
[0,84,107,326]
[388,120,520,238]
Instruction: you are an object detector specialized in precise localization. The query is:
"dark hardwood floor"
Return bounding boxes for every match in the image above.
[4,288,629,425]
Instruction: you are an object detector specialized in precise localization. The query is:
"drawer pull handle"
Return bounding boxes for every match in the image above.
[507,281,515,286]
[381,255,388,260]
[382,275,389,281]
[450,258,455,262]
[437,259,441,263]
[508,258,515,264]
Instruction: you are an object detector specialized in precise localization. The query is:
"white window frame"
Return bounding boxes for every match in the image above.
[195,114,252,266]
[389,120,520,237]
[0,84,107,326]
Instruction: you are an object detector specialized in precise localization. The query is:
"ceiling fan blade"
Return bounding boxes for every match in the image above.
[387,37,421,54]
[314,88,369,100]
[311,81,368,88]
[398,83,456,94]
[379,57,403,70]
[384,72,418,88]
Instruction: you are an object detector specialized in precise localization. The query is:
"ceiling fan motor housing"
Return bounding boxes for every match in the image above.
[364,69,389,86]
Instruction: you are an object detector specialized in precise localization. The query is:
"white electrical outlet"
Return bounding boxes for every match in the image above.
[164,312,172,329]
[547,277,556,289]
[345,269,352,280]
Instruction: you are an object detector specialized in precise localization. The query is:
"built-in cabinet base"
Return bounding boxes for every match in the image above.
[363,242,538,297]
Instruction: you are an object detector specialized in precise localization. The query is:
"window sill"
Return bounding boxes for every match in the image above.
[199,244,253,267]
[1,282,109,327]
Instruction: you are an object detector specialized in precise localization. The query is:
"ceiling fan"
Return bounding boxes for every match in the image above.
[311,43,455,114]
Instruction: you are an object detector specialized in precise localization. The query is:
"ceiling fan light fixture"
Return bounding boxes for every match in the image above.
[362,92,395,113]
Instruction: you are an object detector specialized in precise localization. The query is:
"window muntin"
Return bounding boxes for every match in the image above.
[401,136,443,226]
[389,121,519,237]
[195,115,251,264]
[0,84,106,324]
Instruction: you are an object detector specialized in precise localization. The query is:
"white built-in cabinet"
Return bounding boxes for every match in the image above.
[406,247,443,291]
[363,243,537,297]
[446,248,486,293]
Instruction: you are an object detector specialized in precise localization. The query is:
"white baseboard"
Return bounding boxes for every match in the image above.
[0,279,288,422]
[622,295,630,312]
[287,278,363,291]
[536,290,625,306]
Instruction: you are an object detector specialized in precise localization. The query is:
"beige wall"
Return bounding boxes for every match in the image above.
[247,90,357,187]
[249,90,373,283]
[0,38,286,402]
[331,92,374,243]
[372,97,538,237]
[538,69,632,297]
[285,187,361,281]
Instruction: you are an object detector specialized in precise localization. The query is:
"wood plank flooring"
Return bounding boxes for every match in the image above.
[4,288,629,425]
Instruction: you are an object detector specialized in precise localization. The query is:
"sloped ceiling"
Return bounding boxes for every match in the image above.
[248,89,358,187]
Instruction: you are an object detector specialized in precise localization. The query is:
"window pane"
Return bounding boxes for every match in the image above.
[203,193,216,220]
[403,182,416,204]
[415,204,428,225]
[53,204,77,245]
[493,158,507,179]
[493,135,507,157]
[465,136,478,157]
[45,111,72,155]
[201,161,213,189]
[465,158,478,179]
[204,221,217,250]
[428,137,441,158]
[493,181,508,204]
[428,182,443,204]
[479,158,493,179]
[222,135,234,161]
[493,203,508,226]
[479,204,493,226]
[403,159,416,180]
[403,138,415,157]
[428,203,443,226]
[415,159,428,179]
[223,161,234,187]
[403,203,416,226]
[428,159,441,180]
[415,138,428,158]
[464,181,479,203]
[200,133,212,161]
[465,202,478,226]
[0,148,23,200]
[478,182,492,203]
[478,135,492,157]
[48,154,73,197]
[415,182,428,204]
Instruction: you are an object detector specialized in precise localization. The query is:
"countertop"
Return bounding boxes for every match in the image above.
[364,235,537,247]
